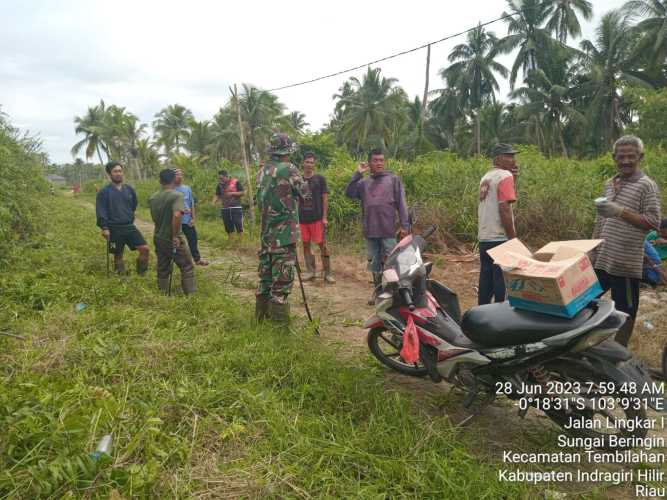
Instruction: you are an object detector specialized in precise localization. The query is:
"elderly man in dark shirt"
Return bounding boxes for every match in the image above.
[346,148,410,303]
[96,161,150,274]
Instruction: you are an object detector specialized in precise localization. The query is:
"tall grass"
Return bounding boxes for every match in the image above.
[0,196,529,498]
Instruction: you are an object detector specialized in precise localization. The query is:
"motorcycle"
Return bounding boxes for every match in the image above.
[364,226,664,449]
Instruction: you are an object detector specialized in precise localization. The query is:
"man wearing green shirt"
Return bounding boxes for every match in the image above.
[646,218,667,261]
[149,169,196,295]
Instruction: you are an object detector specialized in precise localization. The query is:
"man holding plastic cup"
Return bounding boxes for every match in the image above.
[592,135,661,346]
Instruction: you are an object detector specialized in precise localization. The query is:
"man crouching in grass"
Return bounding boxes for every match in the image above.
[149,169,196,295]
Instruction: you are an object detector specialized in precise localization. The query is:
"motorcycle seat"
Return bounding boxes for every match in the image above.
[461,301,595,347]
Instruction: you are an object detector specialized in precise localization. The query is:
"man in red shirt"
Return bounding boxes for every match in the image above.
[213,170,245,240]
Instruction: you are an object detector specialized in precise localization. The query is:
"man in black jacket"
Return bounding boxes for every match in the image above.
[96,161,150,274]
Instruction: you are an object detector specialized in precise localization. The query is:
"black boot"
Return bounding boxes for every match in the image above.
[368,272,382,305]
[302,254,316,281]
[181,275,196,295]
[322,255,336,283]
[268,301,290,329]
[158,277,170,294]
[255,295,270,323]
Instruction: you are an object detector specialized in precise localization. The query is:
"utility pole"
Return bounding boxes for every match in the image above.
[420,44,431,127]
[232,84,255,227]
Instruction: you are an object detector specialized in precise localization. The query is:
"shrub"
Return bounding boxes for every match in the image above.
[0,112,47,262]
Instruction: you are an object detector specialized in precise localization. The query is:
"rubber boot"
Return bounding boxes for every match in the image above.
[302,254,316,281]
[181,275,197,295]
[136,259,148,276]
[322,255,336,284]
[255,295,270,323]
[268,301,290,328]
[158,277,170,294]
[614,317,635,347]
[368,272,382,305]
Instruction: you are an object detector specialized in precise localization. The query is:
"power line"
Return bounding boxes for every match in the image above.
[267,10,520,92]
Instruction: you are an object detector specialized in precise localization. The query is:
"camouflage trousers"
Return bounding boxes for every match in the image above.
[256,244,296,304]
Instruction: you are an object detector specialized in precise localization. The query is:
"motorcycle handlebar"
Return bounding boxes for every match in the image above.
[422,225,437,239]
[401,288,416,311]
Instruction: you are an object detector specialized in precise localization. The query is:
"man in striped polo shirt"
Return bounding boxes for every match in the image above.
[592,135,661,346]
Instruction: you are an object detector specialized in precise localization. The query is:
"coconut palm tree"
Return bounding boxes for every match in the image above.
[210,107,242,162]
[136,138,160,177]
[333,67,407,156]
[427,87,465,150]
[579,11,653,152]
[440,24,508,154]
[282,111,309,135]
[512,67,584,157]
[499,0,555,89]
[544,0,593,43]
[623,0,667,84]
[187,119,216,163]
[71,100,109,164]
[98,105,147,178]
[238,85,285,160]
[479,102,522,153]
[153,104,194,157]
[118,112,147,179]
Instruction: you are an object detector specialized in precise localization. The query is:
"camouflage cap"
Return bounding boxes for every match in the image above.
[267,133,297,155]
[491,143,518,157]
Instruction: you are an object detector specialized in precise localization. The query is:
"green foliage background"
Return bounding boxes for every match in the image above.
[92,146,667,249]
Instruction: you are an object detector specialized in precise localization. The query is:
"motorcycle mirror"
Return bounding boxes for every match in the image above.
[408,205,418,226]
[382,268,399,284]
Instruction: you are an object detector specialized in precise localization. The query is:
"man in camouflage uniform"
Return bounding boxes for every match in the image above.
[255,133,308,325]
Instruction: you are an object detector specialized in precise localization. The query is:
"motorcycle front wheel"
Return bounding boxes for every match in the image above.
[367,327,428,377]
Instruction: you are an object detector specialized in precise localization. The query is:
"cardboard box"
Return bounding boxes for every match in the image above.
[487,239,604,318]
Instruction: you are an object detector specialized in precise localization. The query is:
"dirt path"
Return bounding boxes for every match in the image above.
[81,199,666,497]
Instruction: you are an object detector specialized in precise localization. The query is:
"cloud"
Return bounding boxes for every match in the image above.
[0,0,627,164]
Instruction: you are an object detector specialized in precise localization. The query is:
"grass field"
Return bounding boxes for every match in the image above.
[0,196,531,498]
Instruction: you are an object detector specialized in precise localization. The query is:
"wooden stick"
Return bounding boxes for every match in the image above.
[231,84,256,228]
[0,331,26,340]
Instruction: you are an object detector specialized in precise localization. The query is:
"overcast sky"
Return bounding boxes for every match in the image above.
[1,0,626,164]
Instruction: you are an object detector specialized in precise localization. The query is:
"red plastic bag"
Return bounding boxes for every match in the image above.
[400,315,420,364]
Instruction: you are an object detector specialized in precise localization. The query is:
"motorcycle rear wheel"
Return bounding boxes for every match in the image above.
[541,363,648,451]
[367,327,428,377]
